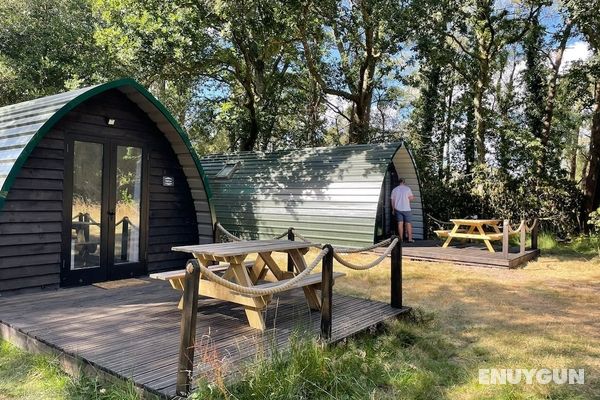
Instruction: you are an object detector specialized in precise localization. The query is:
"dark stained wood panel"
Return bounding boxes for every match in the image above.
[0,280,409,397]
[0,89,206,292]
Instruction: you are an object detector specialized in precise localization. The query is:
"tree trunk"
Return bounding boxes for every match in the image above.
[464,103,476,174]
[349,90,372,143]
[539,23,572,174]
[583,82,600,227]
[240,98,259,151]
[439,82,453,181]
[570,132,578,182]
[473,58,489,166]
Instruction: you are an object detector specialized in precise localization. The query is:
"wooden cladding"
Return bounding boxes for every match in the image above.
[0,89,206,292]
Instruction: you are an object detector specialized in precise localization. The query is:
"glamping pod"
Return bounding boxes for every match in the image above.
[201,142,423,248]
[0,79,214,293]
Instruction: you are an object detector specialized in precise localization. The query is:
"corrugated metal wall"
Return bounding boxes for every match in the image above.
[393,145,424,238]
[201,142,424,248]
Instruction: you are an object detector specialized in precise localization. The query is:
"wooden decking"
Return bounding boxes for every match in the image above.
[0,279,408,398]
[401,240,539,268]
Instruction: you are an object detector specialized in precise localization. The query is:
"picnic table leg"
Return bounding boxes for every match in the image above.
[259,252,290,280]
[249,254,267,283]
[230,261,266,330]
[442,224,460,248]
[476,224,495,252]
[289,249,321,311]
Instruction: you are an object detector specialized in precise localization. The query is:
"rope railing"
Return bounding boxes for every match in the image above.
[216,223,294,242]
[114,216,138,230]
[333,238,392,254]
[332,238,399,270]
[216,222,395,256]
[508,220,526,234]
[215,223,243,242]
[272,230,289,240]
[290,229,310,243]
[191,247,330,296]
[426,213,453,229]
[505,218,538,234]
[525,219,538,233]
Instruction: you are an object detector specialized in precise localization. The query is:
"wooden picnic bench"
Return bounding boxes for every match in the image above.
[150,239,345,330]
[441,219,503,252]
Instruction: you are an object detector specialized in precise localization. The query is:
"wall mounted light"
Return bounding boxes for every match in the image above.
[106,117,116,126]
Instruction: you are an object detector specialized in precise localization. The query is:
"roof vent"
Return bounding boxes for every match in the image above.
[215,161,239,179]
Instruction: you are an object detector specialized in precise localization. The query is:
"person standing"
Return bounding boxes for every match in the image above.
[391,178,415,242]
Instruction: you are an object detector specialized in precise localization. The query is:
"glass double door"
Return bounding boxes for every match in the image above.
[62,136,147,286]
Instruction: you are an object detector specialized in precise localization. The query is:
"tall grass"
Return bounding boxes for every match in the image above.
[537,232,600,257]
[191,311,465,400]
[0,340,141,400]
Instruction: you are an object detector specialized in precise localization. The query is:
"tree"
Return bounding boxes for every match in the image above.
[566,2,600,221]
[294,0,410,144]
[93,0,316,151]
[0,0,114,106]
[446,0,544,165]
[539,19,573,174]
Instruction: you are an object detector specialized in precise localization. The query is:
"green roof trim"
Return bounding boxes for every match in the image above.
[0,78,213,214]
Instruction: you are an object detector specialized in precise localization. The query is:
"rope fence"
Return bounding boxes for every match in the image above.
[188,247,330,296]
[333,238,392,254]
[213,222,399,287]
[175,224,404,392]
[332,238,398,270]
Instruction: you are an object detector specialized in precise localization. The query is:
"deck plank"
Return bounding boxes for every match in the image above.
[0,279,407,397]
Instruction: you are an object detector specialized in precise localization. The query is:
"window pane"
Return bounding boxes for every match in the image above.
[114,146,142,264]
[71,141,103,270]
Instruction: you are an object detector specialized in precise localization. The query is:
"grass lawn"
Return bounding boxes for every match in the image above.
[0,340,140,399]
[1,238,598,399]
[193,239,600,399]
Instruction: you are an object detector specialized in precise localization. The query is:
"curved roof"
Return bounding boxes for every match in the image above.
[0,78,213,220]
[201,142,424,247]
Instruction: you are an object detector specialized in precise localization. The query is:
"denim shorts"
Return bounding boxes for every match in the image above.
[395,211,412,223]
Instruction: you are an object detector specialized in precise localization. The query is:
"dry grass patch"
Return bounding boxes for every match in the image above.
[269,248,600,399]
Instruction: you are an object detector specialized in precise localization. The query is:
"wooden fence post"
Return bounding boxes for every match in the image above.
[390,235,402,308]
[213,221,219,243]
[320,244,334,341]
[519,219,526,255]
[502,219,509,259]
[287,227,295,273]
[531,219,539,250]
[176,260,200,396]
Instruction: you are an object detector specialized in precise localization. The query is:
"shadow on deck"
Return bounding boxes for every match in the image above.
[0,279,408,398]
[400,240,540,268]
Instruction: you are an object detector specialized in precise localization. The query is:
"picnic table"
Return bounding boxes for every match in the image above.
[441,219,503,252]
[152,239,344,330]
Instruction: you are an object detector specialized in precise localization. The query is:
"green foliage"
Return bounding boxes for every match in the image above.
[587,207,600,230]
[0,0,117,106]
[0,0,594,232]
[537,232,600,258]
[422,167,581,235]
[92,0,327,152]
